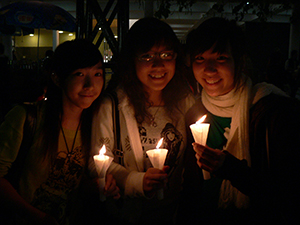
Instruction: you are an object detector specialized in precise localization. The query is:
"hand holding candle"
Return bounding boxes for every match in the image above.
[93,145,113,201]
[189,115,211,180]
[146,138,168,200]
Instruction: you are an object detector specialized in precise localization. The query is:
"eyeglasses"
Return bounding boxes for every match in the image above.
[137,51,177,62]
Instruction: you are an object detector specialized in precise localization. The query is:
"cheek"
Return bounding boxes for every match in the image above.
[65,81,80,95]
[135,62,148,81]
[192,64,203,82]
[168,61,176,76]
[98,79,104,93]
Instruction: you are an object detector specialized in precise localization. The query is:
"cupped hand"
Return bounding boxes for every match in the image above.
[143,166,169,197]
[192,143,225,173]
[104,174,120,199]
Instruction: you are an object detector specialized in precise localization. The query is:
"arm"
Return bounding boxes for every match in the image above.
[0,177,58,224]
[193,96,300,223]
[90,96,167,198]
[0,106,58,224]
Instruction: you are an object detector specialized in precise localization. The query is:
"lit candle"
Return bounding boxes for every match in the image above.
[93,145,113,201]
[189,115,211,180]
[146,138,168,200]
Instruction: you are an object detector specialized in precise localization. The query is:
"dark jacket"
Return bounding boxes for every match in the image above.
[178,94,300,225]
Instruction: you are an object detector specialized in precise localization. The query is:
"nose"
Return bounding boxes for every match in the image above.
[152,55,165,67]
[83,75,92,88]
[204,60,217,74]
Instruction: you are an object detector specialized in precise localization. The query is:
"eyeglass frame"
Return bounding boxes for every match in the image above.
[136,51,177,62]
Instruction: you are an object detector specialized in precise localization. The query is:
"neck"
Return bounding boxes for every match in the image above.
[61,106,83,130]
[148,91,164,106]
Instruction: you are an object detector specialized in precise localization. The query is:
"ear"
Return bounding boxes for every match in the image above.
[51,73,60,87]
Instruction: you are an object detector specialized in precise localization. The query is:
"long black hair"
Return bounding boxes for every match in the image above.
[40,39,104,161]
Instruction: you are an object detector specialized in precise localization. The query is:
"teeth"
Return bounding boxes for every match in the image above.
[206,79,220,84]
[150,73,165,78]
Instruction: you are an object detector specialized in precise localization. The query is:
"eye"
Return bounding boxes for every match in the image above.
[73,72,84,77]
[217,55,229,62]
[139,53,154,61]
[95,72,103,77]
[194,55,204,63]
[160,51,175,60]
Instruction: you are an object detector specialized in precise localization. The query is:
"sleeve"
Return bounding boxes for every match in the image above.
[0,105,27,177]
[89,96,145,197]
[214,96,300,224]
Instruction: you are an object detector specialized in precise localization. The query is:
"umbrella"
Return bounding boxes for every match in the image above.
[0,1,76,35]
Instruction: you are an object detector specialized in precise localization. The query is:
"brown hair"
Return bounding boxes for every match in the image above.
[109,17,191,124]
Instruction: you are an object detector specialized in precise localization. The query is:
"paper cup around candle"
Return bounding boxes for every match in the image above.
[189,116,211,180]
[146,149,168,169]
[93,145,113,201]
[98,177,106,201]
[189,123,210,145]
[146,145,168,200]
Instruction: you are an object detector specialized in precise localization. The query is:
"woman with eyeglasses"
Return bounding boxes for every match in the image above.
[91,17,194,224]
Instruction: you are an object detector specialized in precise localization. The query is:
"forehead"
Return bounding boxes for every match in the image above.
[72,61,103,71]
[137,41,174,54]
[146,45,173,52]
[196,42,231,57]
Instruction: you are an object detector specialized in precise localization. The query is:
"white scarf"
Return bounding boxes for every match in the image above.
[201,76,288,209]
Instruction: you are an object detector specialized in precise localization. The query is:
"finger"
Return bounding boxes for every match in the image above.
[104,174,113,191]
[194,143,221,162]
[105,184,119,196]
[196,158,213,172]
[146,173,168,181]
[113,193,121,200]
[162,165,170,173]
[105,179,117,193]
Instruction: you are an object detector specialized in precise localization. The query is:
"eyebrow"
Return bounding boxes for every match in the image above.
[94,64,103,69]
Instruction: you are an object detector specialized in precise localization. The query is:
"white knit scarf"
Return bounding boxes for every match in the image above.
[201,75,288,209]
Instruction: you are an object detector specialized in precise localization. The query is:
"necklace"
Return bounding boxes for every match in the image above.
[149,99,163,127]
[150,106,160,127]
[60,120,81,158]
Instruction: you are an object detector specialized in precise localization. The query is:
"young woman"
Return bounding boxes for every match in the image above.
[180,17,300,225]
[91,17,194,224]
[0,39,119,225]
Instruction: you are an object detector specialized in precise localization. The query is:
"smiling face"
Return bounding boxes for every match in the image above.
[61,61,104,111]
[135,45,176,97]
[192,45,235,97]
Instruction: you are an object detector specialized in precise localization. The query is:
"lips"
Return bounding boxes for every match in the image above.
[79,93,94,97]
[149,72,166,78]
[205,79,221,84]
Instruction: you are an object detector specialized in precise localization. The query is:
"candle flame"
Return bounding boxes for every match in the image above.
[196,114,207,124]
[99,145,106,156]
[156,138,164,149]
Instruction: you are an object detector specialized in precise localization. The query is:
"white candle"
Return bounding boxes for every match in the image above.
[93,145,113,201]
[189,115,211,180]
[146,138,168,199]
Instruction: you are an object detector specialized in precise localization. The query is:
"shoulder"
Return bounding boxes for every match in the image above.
[0,105,27,137]
[3,105,27,123]
[177,93,196,113]
[251,94,300,114]
[250,94,300,127]
[185,96,208,126]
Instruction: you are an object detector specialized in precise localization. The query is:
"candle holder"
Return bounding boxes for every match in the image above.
[146,138,168,200]
[93,145,113,201]
[189,115,211,180]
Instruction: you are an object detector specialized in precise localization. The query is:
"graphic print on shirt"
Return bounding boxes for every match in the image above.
[31,145,85,223]
[138,122,183,174]
[139,126,159,145]
[161,123,183,173]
